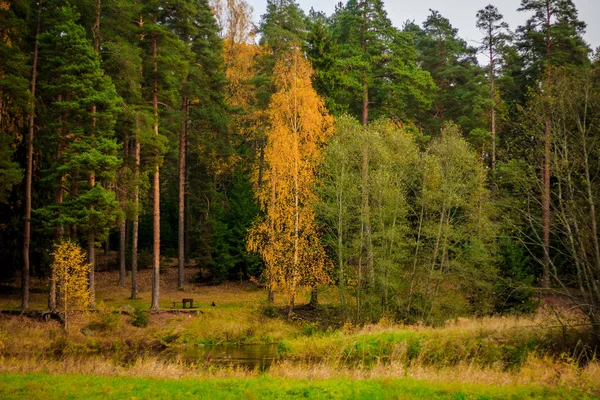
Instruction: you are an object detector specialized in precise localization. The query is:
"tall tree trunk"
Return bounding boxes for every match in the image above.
[178,97,187,289]
[49,96,64,311]
[87,0,102,309]
[23,0,43,309]
[150,26,161,310]
[118,131,129,286]
[184,154,190,263]
[360,14,374,289]
[88,170,96,308]
[489,31,496,176]
[541,5,552,289]
[337,178,345,316]
[362,139,374,289]
[131,128,140,299]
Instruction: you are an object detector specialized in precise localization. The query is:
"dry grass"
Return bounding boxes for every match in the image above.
[1,265,599,393]
[2,353,599,395]
[0,355,257,379]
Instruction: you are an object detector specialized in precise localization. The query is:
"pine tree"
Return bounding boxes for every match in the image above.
[417,10,487,135]
[476,5,510,175]
[37,4,122,307]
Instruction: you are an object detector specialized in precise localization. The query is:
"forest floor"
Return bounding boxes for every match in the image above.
[0,259,599,399]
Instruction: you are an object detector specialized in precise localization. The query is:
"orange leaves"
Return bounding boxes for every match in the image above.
[248,49,333,305]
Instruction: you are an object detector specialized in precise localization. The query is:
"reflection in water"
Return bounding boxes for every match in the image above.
[169,344,279,371]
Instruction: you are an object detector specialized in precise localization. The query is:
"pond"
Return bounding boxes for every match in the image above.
[167,344,279,371]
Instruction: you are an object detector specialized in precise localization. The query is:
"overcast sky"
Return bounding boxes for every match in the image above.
[245,0,599,62]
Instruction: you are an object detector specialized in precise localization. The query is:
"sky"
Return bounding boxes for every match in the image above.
[245,0,600,63]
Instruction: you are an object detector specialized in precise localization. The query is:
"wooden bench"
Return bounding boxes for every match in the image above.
[182,298,194,309]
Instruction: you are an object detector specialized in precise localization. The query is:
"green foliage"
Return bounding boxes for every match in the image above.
[320,118,497,323]
[415,10,488,135]
[35,4,122,240]
[494,236,537,314]
[131,308,149,328]
[327,0,435,123]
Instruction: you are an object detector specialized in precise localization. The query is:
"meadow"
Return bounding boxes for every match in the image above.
[1,264,599,399]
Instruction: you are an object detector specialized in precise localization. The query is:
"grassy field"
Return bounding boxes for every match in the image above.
[1,373,597,400]
[1,263,599,398]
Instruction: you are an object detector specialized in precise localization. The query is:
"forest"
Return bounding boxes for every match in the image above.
[2,1,600,395]
[1,0,599,326]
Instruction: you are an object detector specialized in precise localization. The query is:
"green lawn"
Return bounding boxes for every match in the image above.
[1,373,596,400]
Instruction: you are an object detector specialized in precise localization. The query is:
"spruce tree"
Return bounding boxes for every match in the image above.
[37,4,122,306]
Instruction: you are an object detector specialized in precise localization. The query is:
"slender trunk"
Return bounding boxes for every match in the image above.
[337,170,345,316]
[118,131,129,286]
[23,0,43,309]
[290,57,299,317]
[360,17,373,288]
[541,6,552,289]
[184,154,190,263]
[489,31,496,176]
[178,97,187,289]
[131,128,140,299]
[119,219,126,285]
[87,0,101,308]
[267,167,276,304]
[150,26,160,310]
[541,108,551,289]
[258,141,265,189]
[49,96,64,311]
[361,140,374,288]
[88,170,96,309]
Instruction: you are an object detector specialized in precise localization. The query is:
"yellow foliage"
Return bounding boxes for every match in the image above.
[51,240,91,327]
[248,48,333,308]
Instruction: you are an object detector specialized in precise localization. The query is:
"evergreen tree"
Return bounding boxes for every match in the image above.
[259,0,307,56]
[476,4,510,174]
[416,10,487,136]
[0,0,28,201]
[37,4,122,306]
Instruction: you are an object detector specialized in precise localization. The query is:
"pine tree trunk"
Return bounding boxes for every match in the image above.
[88,171,96,309]
[150,27,160,310]
[49,97,64,311]
[178,97,187,289]
[23,0,43,310]
[489,34,496,175]
[119,219,126,285]
[118,131,129,286]
[360,17,374,289]
[184,158,190,264]
[87,0,101,308]
[131,132,140,300]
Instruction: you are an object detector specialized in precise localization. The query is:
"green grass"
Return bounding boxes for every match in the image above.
[0,373,595,400]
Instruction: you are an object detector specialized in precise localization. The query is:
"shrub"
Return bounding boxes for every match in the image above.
[131,308,149,328]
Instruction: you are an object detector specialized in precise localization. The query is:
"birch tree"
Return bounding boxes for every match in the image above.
[248,48,333,316]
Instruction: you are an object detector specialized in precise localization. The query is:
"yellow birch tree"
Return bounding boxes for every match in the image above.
[51,240,91,331]
[248,48,333,316]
